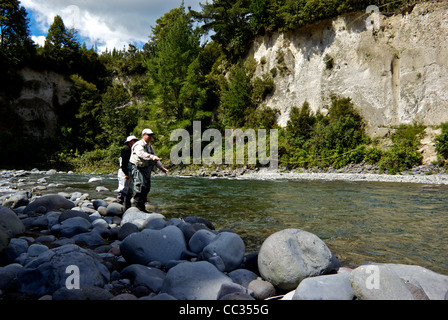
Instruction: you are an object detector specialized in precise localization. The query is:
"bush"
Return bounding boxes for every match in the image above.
[435,123,448,161]
[379,123,425,174]
[284,96,370,169]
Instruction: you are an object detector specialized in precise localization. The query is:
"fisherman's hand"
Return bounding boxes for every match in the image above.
[152,156,161,162]
[125,175,130,180]
[161,167,169,175]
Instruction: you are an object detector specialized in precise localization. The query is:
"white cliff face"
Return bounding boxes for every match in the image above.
[13,68,71,139]
[250,2,448,136]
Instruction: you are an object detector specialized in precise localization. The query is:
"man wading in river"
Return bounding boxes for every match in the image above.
[129,129,169,212]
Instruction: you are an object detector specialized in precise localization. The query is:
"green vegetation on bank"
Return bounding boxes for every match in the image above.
[0,0,442,174]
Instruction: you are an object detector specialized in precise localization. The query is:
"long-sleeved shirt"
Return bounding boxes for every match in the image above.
[119,144,132,176]
[130,139,163,169]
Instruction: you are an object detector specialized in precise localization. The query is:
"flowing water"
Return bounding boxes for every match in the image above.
[2,172,448,275]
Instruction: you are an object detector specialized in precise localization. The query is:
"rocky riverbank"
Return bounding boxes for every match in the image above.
[168,163,448,185]
[0,169,448,300]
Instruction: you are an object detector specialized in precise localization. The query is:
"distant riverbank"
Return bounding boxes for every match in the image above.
[165,163,448,185]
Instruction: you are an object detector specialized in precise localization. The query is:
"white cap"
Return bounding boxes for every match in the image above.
[125,135,138,143]
[142,129,155,136]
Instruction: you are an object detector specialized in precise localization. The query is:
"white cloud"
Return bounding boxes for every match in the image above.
[31,35,46,47]
[21,0,203,52]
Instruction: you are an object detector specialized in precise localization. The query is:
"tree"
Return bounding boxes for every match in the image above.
[44,15,80,72]
[69,74,102,150]
[0,0,33,57]
[98,84,137,146]
[195,0,252,60]
[218,60,253,128]
[146,5,202,126]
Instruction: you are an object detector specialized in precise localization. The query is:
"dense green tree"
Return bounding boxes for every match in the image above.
[146,5,202,127]
[0,0,33,57]
[0,0,34,100]
[218,60,252,128]
[98,84,138,145]
[69,74,102,150]
[195,0,252,60]
[43,15,81,72]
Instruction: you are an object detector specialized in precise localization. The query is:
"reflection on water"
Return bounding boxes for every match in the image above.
[2,172,448,274]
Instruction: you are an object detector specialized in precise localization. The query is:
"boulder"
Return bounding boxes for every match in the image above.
[217,282,255,300]
[2,191,31,209]
[202,232,245,272]
[120,264,166,293]
[0,206,25,236]
[118,222,139,241]
[52,286,113,300]
[292,271,354,300]
[23,195,74,215]
[120,208,165,229]
[55,217,92,238]
[349,264,414,300]
[17,244,110,296]
[27,244,49,257]
[248,278,276,300]
[188,229,217,254]
[228,269,259,288]
[0,226,10,253]
[92,199,108,210]
[0,269,16,291]
[120,226,187,265]
[4,238,29,264]
[71,232,106,247]
[257,229,340,291]
[354,263,448,300]
[161,261,234,300]
[58,210,90,223]
[106,203,125,216]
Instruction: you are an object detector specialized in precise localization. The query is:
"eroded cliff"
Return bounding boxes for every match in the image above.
[250,2,448,137]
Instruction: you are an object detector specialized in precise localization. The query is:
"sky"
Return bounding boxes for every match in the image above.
[21,0,204,53]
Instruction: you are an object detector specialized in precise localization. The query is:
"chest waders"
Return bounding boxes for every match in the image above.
[130,144,155,212]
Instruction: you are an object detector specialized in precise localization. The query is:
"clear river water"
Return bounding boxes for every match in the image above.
[3,172,448,275]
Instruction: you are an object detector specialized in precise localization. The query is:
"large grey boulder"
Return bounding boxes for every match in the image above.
[2,191,31,209]
[292,270,354,300]
[202,232,245,272]
[161,261,234,300]
[120,208,165,230]
[188,229,217,253]
[17,244,110,296]
[120,226,187,265]
[350,263,448,300]
[257,229,340,291]
[350,264,414,300]
[0,206,25,236]
[23,195,74,215]
[120,264,166,293]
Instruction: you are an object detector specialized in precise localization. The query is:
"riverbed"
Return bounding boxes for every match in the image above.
[1,169,447,275]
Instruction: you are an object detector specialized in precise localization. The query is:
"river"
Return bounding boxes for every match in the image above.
[2,171,448,275]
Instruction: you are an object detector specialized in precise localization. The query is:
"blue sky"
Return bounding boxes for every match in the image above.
[21,0,204,52]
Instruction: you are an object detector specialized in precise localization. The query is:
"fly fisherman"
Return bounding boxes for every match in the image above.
[129,129,169,212]
[116,135,138,209]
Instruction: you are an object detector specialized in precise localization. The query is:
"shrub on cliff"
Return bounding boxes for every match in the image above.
[435,122,448,168]
[283,96,370,169]
[379,123,425,174]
